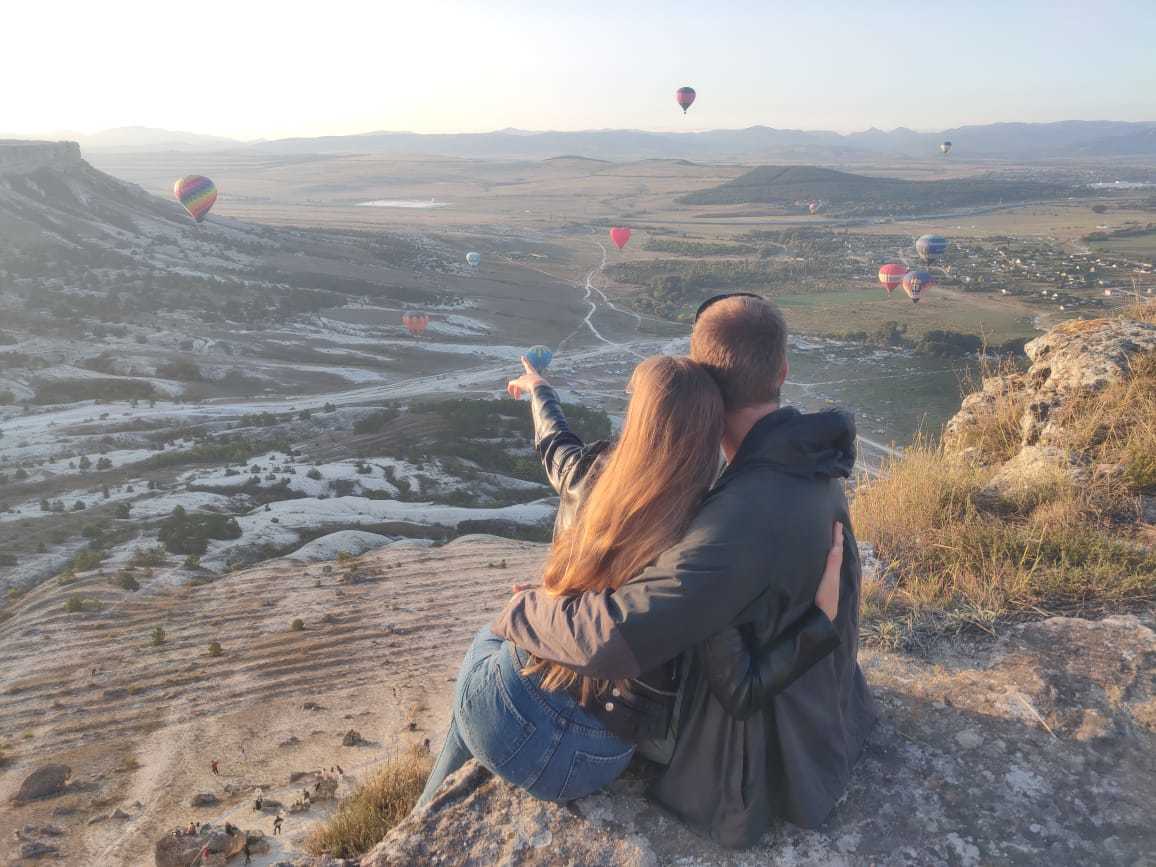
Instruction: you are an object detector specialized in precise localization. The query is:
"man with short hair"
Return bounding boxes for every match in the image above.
[495,294,876,847]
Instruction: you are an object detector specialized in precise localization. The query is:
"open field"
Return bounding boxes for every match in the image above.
[774,286,1037,343]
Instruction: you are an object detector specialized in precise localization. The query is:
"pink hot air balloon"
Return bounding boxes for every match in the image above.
[609,227,632,250]
[878,263,908,297]
[675,86,696,114]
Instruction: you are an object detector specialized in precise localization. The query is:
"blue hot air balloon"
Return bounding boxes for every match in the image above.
[915,234,948,262]
[466,251,481,266]
[526,345,553,372]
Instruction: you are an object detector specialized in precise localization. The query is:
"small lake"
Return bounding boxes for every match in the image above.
[356,199,449,209]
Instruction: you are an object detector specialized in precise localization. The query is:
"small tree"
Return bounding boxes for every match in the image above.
[64,596,85,613]
[290,618,305,632]
[151,626,166,646]
[183,554,201,570]
[117,572,140,592]
[207,641,223,658]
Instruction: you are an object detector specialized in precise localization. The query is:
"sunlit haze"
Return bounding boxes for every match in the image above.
[7,0,1155,140]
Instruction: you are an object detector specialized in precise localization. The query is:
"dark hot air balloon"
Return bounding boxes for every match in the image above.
[675,86,696,114]
[878,263,907,297]
[402,313,430,336]
[609,227,632,250]
[173,175,217,222]
[940,141,952,155]
[915,234,948,262]
[526,345,553,372]
[902,270,935,303]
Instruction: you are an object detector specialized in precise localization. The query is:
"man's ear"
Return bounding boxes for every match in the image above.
[778,358,789,389]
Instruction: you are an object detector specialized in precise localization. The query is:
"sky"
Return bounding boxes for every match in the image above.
[6,0,1155,140]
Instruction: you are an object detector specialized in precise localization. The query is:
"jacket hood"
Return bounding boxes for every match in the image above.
[729,406,856,480]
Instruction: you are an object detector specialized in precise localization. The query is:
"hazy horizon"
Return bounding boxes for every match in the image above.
[8,0,1155,141]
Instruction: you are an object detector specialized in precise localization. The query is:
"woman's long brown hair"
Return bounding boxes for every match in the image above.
[524,356,724,702]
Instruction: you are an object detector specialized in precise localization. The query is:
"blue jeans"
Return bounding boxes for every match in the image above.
[419,626,633,805]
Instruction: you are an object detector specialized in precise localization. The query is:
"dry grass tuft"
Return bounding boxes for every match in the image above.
[1052,350,1156,492]
[946,356,1028,463]
[304,746,433,858]
[853,346,1156,644]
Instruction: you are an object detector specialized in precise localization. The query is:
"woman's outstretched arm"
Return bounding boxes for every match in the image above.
[508,357,605,497]
[702,522,845,720]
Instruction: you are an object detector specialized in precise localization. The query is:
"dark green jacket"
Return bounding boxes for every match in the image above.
[495,402,877,847]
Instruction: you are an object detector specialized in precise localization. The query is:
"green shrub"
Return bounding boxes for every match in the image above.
[158,506,241,555]
[290,618,305,631]
[150,626,166,646]
[130,546,167,568]
[207,641,223,657]
[70,549,105,572]
[117,572,140,592]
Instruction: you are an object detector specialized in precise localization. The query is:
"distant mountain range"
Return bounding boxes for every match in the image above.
[9,121,1156,161]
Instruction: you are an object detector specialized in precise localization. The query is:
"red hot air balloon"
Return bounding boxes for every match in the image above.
[609,227,632,250]
[173,175,217,222]
[878,263,907,297]
[402,313,430,336]
[675,86,696,114]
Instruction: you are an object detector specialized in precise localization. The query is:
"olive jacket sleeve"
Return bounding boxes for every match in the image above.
[494,471,785,680]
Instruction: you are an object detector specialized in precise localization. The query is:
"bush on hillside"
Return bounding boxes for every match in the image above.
[158,506,241,555]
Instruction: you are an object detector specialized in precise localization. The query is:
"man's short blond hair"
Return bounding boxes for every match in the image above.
[689,295,788,410]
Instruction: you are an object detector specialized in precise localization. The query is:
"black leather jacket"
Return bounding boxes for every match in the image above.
[527,385,839,743]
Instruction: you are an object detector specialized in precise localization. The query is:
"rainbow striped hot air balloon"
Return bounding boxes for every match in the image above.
[878,263,907,297]
[173,175,218,223]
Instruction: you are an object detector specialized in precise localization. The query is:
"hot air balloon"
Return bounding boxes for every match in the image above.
[609,227,632,250]
[675,86,696,114]
[466,252,481,266]
[525,345,553,372]
[402,313,430,337]
[902,270,935,303]
[915,234,948,262]
[808,201,821,215]
[173,175,217,223]
[878,263,907,297]
[940,141,952,155]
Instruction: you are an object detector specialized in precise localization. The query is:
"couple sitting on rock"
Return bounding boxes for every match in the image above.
[419,295,877,848]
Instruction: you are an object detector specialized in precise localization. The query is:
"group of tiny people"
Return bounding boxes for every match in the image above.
[168,761,351,865]
[172,821,253,866]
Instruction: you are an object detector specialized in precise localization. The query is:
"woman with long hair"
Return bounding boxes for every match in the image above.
[418,355,841,805]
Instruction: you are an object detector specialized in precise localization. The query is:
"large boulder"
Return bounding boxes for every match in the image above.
[12,765,71,803]
[155,826,247,867]
[946,317,1156,455]
[359,615,1155,867]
